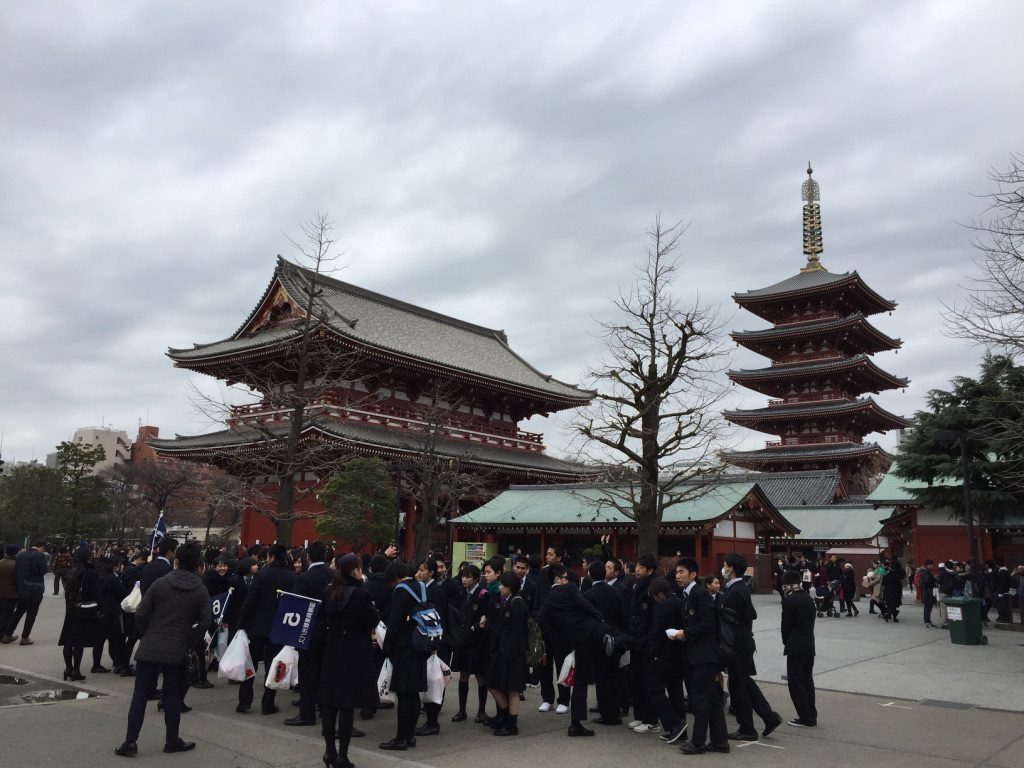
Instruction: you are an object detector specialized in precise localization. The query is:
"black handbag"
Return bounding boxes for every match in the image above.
[184,648,202,685]
[73,601,100,620]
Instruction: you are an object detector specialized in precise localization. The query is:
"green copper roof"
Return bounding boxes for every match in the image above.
[776,505,893,542]
[865,464,955,505]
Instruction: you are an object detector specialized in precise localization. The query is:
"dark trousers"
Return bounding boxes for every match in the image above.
[688,663,727,748]
[0,597,17,636]
[647,659,684,730]
[727,656,775,734]
[786,654,816,725]
[96,616,126,669]
[125,660,183,744]
[539,643,571,706]
[238,635,281,712]
[395,692,420,742]
[923,597,935,625]
[322,706,355,759]
[296,649,317,721]
[11,594,43,639]
[995,595,1012,622]
[629,652,657,724]
[593,652,619,720]
[569,644,595,722]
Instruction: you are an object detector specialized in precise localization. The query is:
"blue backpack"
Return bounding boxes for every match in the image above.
[397,581,444,654]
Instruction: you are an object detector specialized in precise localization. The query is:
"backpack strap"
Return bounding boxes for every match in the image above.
[398,581,427,603]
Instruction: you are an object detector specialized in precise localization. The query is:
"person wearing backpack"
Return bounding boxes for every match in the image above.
[379,562,430,751]
[720,553,783,742]
[413,557,450,737]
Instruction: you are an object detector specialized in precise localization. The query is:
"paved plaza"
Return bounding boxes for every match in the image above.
[1,578,1022,768]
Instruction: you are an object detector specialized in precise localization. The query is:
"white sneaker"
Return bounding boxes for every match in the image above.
[555,704,569,714]
[627,719,643,728]
[633,723,661,734]
[538,702,552,712]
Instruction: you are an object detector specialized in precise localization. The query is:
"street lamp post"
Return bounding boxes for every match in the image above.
[933,428,979,563]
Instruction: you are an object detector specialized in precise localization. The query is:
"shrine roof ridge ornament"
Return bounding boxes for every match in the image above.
[801,162,825,273]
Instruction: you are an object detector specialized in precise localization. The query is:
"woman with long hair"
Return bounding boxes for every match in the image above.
[310,553,379,768]
[58,547,100,681]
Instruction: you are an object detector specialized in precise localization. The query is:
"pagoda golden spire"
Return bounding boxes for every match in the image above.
[800,162,825,272]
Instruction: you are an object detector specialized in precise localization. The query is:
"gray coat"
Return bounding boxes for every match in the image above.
[135,569,211,665]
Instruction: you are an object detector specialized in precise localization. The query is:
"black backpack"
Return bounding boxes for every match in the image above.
[716,601,738,665]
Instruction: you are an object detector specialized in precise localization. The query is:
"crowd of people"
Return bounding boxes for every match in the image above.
[1,536,1020,764]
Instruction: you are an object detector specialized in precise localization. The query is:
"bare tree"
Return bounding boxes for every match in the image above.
[573,218,731,556]
[945,153,1024,354]
[134,460,200,521]
[192,472,249,546]
[99,463,146,541]
[187,213,374,544]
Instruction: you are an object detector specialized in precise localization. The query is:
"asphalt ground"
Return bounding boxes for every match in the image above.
[0,576,1021,768]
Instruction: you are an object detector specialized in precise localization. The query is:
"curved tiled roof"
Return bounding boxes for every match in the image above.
[723,397,911,428]
[169,258,592,405]
[149,417,589,478]
[731,312,901,351]
[728,353,908,388]
[733,268,896,312]
[721,442,892,462]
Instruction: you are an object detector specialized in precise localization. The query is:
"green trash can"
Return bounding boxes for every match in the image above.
[945,597,987,645]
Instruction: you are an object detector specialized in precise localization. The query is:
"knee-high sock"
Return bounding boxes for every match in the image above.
[477,685,488,714]
[458,680,469,713]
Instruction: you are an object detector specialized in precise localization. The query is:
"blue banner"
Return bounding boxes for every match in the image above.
[269,590,321,650]
[210,590,230,624]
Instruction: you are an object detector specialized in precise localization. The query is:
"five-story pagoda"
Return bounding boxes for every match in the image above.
[721,166,910,493]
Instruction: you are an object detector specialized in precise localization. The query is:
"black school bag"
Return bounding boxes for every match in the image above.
[397,581,444,654]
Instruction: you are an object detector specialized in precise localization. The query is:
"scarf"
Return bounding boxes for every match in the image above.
[485,580,501,597]
[783,583,802,597]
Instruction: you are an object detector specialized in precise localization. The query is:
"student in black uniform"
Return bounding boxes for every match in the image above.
[379,562,429,751]
[450,564,491,723]
[414,557,450,737]
[780,569,817,727]
[582,560,626,726]
[286,542,334,726]
[646,577,687,743]
[626,553,658,730]
[670,557,729,755]
[486,571,529,736]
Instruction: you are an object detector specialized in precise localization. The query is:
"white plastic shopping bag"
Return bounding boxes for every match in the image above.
[377,658,395,704]
[557,651,576,687]
[420,653,452,704]
[265,645,299,690]
[120,581,142,614]
[374,621,387,648]
[218,629,255,682]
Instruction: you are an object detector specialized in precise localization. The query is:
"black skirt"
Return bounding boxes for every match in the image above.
[486,651,526,692]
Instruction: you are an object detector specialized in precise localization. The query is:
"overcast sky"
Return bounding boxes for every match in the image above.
[2,2,1021,466]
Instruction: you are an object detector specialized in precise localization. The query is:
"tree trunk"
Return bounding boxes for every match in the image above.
[636,481,660,558]
[275,472,295,545]
[412,503,434,566]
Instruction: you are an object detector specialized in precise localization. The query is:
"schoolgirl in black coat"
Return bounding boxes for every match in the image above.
[94,555,128,673]
[485,571,528,736]
[311,554,379,768]
[58,549,101,680]
[450,563,491,723]
[379,563,428,751]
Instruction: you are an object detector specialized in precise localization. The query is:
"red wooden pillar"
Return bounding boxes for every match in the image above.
[539,531,547,561]
[402,497,417,558]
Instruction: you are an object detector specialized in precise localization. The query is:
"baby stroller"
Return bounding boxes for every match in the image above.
[813,580,841,618]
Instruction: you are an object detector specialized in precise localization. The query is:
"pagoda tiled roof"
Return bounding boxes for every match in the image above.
[721,442,892,463]
[731,312,901,350]
[733,268,896,314]
[168,257,592,405]
[723,397,911,428]
[728,354,908,389]
[149,417,589,478]
[690,469,843,507]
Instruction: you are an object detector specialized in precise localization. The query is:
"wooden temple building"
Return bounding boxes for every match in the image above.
[150,257,594,549]
[722,165,911,494]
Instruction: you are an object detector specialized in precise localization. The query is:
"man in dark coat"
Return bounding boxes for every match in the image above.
[881,560,905,622]
[535,546,578,713]
[644,577,687,742]
[780,568,817,727]
[285,542,333,726]
[672,557,729,755]
[140,538,178,595]
[12,539,49,645]
[721,553,782,741]
[917,561,938,627]
[583,560,626,725]
[626,553,658,729]
[379,562,428,751]
[114,543,212,757]
[236,544,296,715]
[537,563,613,737]
[512,556,540,615]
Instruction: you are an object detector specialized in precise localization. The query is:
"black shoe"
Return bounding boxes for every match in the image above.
[567,723,595,737]
[589,706,600,713]
[91,665,111,674]
[473,712,488,724]
[414,723,440,736]
[350,727,365,738]
[378,739,407,751]
[451,711,467,722]
[661,722,688,744]
[235,704,251,713]
[678,742,706,755]
[788,718,815,727]
[763,713,783,737]
[163,739,196,753]
[593,717,621,726]
[114,742,137,757]
[192,680,214,689]
[482,714,502,728]
[158,702,192,713]
[322,753,338,767]
[377,700,395,709]
[283,716,316,726]
[728,730,757,741]
[494,724,519,736]
[707,742,731,753]
[406,738,417,748]
[261,706,280,716]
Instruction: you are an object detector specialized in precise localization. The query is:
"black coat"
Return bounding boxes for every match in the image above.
[134,569,212,665]
[451,583,491,675]
[679,584,718,667]
[14,549,48,598]
[364,572,393,622]
[627,575,656,651]
[882,567,904,608]
[140,557,173,594]
[486,593,528,692]
[237,561,296,639]
[296,563,334,601]
[382,578,428,693]
[781,589,816,657]
[59,564,101,648]
[97,569,127,633]
[536,581,606,648]
[311,577,380,709]
[648,594,684,669]
[519,575,541,615]
[721,579,757,657]
[584,581,626,632]
[222,573,251,631]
